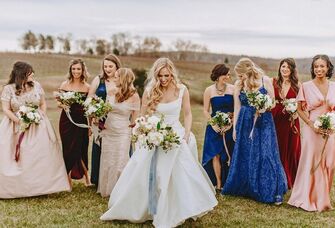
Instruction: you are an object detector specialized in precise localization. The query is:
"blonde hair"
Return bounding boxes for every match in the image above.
[145,57,181,112]
[234,58,264,91]
[115,68,136,103]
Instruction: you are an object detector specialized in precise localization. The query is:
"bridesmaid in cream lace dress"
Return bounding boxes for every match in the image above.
[98,68,140,197]
[0,61,70,198]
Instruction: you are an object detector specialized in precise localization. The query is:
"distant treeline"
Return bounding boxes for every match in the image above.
[19,30,211,61]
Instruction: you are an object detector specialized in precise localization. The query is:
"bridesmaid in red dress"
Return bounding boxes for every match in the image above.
[58,59,91,188]
[271,58,301,189]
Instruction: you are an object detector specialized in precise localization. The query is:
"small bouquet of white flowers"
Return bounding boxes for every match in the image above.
[53,90,83,108]
[132,114,180,151]
[82,96,112,120]
[311,112,335,173]
[15,103,42,162]
[282,98,299,134]
[16,104,41,132]
[208,111,233,165]
[246,91,274,138]
[208,111,233,133]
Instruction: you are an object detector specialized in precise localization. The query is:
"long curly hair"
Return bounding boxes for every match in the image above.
[274,58,299,94]
[145,57,181,112]
[67,59,89,82]
[115,68,136,103]
[234,58,264,91]
[7,61,34,95]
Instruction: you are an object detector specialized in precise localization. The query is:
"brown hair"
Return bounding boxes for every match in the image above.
[67,59,89,82]
[115,68,136,103]
[101,54,122,81]
[7,61,34,95]
[210,64,230,81]
[310,54,334,79]
[275,58,299,94]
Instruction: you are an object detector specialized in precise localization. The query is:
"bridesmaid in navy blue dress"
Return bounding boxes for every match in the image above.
[222,58,287,204]
[88,54,122,186]
[202,64,234,191]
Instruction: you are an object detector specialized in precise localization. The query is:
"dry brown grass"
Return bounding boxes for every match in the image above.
[1,52,334,227]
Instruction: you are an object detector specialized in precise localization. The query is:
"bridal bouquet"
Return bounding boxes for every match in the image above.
[132,114,180,151]
[282,98,298,115]
[208,111,233,165]
[82,96,112,120]
[282,98,299,134]
[15,103,42,162]
[53,91,83,108]
[246,91,273,113]
[311,112,335,172]
[208,111,233,133]
[16,104,42,132]
[313,112,335,138]
[246,91,273,138]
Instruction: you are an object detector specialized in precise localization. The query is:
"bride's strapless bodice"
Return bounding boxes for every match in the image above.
[155,85,185,128]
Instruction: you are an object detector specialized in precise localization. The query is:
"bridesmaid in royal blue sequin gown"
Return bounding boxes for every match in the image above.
[222,58,287,203]
[202,64,234,191]
[88,54,122,186]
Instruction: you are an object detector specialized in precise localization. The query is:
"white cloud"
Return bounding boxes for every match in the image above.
[0,0,334,57]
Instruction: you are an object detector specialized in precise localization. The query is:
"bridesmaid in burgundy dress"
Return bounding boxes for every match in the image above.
[58,59,91,188]
[271,58,301,189]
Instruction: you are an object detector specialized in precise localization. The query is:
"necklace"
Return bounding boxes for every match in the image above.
[215,82,226,95]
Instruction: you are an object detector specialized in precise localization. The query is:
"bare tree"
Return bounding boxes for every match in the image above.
[20,30,38,52]
[57,33,72,53]
[111,32,133,55]
[38,34,46,52]
[142,36,162,53]
[45,35,54,52]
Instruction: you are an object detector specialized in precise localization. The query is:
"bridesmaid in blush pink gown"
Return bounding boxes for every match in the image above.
[0,61,70,198]
[288,55,335,212]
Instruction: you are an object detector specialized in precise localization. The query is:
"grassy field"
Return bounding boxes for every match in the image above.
[0,52,334,227]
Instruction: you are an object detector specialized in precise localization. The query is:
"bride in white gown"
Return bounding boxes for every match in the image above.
[100,57,217,228]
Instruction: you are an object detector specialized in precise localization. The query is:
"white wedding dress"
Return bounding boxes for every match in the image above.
[100,85,217,228]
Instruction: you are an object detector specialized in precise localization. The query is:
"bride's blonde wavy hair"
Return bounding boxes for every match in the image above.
[115,68,136,103]
[145,57,181,112]
[234,58,264,91]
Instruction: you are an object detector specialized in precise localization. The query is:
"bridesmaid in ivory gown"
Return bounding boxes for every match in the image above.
[88,54,121,186]
[58,59,91,188]
[98,68,140,197]
[0,61,70,198]
[288,55,335,212]
[100,58,217,228]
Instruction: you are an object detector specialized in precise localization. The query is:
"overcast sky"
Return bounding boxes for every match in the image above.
[1,0,334,58]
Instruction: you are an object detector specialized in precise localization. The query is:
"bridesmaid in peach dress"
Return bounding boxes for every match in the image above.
[288,55,335,211]
[0,61,70,198]
[98,68,140,197]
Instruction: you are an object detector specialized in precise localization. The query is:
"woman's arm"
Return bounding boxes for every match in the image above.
[233,81,241,141]
[140,90,150,115]
[130,93,141,125]
[39,95,47,114]
[1,100,19,123]
[87,76,99,97]
[297,102,318,133]
[203,86,212,121]
[182,87,192,143]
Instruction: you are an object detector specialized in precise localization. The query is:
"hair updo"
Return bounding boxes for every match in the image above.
[210,64,230,81]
